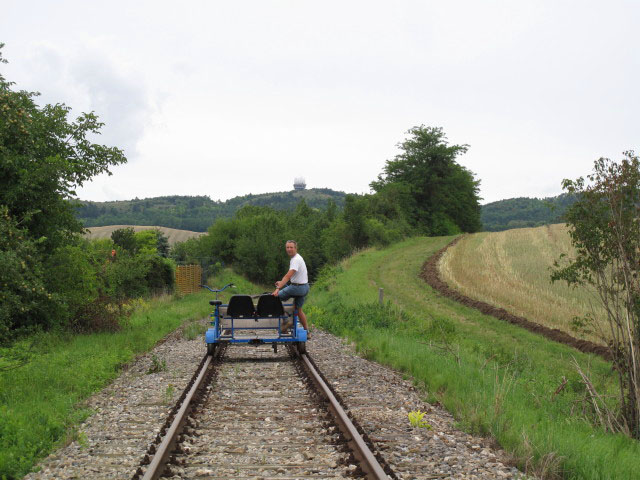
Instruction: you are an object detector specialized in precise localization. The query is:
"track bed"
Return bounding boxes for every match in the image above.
[162,346,358,479]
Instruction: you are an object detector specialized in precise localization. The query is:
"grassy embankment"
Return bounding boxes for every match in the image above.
[439,224,606,344]
[306,236,639,479]
[0,291,214,479]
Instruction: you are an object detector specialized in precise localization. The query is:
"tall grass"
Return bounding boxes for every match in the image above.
[439,225,606,343]
[0,292,211,479]
[307,236,640,479]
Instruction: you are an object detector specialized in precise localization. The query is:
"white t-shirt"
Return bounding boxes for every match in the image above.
[289,253,308,284]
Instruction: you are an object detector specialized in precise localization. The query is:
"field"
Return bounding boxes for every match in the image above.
[85,225,204,245]
[438,224,607,344]
[307,237,639,479]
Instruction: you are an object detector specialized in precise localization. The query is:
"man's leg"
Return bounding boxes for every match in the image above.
[297,307,308,331]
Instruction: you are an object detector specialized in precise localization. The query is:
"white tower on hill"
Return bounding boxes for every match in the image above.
[293,177,306,190]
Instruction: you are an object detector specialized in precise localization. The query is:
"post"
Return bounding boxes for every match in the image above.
[378,288,384,306]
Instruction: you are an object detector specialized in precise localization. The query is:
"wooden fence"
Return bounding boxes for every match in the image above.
[175,264,202,295]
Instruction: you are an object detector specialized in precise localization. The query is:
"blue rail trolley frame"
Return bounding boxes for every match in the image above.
[201,284,307,354]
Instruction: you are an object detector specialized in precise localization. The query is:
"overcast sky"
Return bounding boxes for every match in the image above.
[2,1,638,204]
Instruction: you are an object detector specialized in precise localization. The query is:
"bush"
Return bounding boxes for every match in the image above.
[0,208,55,341]
[45,244,99,326]
[144,256,175,294]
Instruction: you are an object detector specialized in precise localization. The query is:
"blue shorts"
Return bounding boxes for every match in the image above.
[278,283,309,308]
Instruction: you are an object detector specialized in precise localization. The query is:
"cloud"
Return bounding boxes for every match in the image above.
[69,52,152,159]
[15,43,152,162]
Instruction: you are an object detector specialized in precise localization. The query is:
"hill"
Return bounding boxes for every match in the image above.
[480,193,576,231]
[74,188,346,232]
[85,225,204,245]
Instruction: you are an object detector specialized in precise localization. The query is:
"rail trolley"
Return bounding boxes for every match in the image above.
[201,283,307,355]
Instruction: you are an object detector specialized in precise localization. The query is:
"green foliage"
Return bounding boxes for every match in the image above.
[146,354,167,374]
[133,229,161,256]
[177,191,414,285]
[0,46,126,253]
[0,45,127,337]
[75,189,347,232]
[481,194,578,232]
[111,227,137,253]
[0,291,211,479]
[552,152,640,439]
[408,410,432,429]
[156,230,170,257]
[44,243,99,329]
[371,125,481,234]
[0,207,54,340]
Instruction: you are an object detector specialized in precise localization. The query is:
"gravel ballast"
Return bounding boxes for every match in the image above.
[25,325,524,479]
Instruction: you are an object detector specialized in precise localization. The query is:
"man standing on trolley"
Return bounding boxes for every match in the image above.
[272,240,310,334]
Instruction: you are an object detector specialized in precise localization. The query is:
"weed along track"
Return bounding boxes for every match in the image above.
[133,344,391,480]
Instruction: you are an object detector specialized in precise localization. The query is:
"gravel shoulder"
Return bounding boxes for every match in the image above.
[308,330,524,479]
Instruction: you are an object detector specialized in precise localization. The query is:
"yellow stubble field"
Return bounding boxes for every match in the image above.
[439,224,607,344]
[85,225,204,245]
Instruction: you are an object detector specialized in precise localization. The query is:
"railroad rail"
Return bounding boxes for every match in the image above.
[132,345,391,480]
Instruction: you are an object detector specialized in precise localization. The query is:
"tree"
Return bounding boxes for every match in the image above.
[0,44,126,334]
[371,126,481,235]
[552,152,640,439]
[111,227,137,253]
[0,45,126,252]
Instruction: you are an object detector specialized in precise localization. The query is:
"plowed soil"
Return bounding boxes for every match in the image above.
[420,236,612,361]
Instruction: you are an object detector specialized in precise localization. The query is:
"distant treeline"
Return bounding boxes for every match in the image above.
[74,189,347,232]
[78,191,577,234]
[480,194,577,232]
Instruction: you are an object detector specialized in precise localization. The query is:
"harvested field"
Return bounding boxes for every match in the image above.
[438,224,608,345]
[422,236,610,359]
[85,225,204,245]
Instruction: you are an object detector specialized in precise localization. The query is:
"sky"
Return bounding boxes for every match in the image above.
[2,0,638,204]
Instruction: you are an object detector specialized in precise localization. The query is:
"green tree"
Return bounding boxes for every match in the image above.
[0,45,126,252]
[371,126,481,234]
[0,44,126,334]
[134,229,159,256]
[111,227,137,253]
[156,230,170,257]
[552,152,640,439]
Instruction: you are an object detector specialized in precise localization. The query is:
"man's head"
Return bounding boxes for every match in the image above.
[285,240,298,257]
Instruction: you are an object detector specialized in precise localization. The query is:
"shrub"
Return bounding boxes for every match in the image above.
[0,208,54,341]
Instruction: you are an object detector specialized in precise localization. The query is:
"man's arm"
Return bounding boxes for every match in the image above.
[272,269,296,296]
[275,269,296,289]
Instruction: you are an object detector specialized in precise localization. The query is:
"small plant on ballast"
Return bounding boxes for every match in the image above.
[147,354,167,374]
[408,410,432,429]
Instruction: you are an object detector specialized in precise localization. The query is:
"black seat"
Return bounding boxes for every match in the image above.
[256,295,285,317]
[227,295,256,318]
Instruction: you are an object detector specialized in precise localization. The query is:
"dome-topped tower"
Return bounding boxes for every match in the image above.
[293,177,306,190]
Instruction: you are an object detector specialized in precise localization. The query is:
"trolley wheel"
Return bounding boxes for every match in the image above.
[207,343,216,356]
[297,342,306,354]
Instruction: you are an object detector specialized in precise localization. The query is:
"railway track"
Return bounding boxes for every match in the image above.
[132,344,391,480]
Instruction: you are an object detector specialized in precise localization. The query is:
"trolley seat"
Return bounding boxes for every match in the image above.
[206,293,306,347]
[218,295,293,331]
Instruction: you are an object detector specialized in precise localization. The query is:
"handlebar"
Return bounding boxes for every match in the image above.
[200,283,235,293]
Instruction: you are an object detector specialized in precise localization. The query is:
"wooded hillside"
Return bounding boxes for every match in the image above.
[480,193,577,231]
[74,189,346,232]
